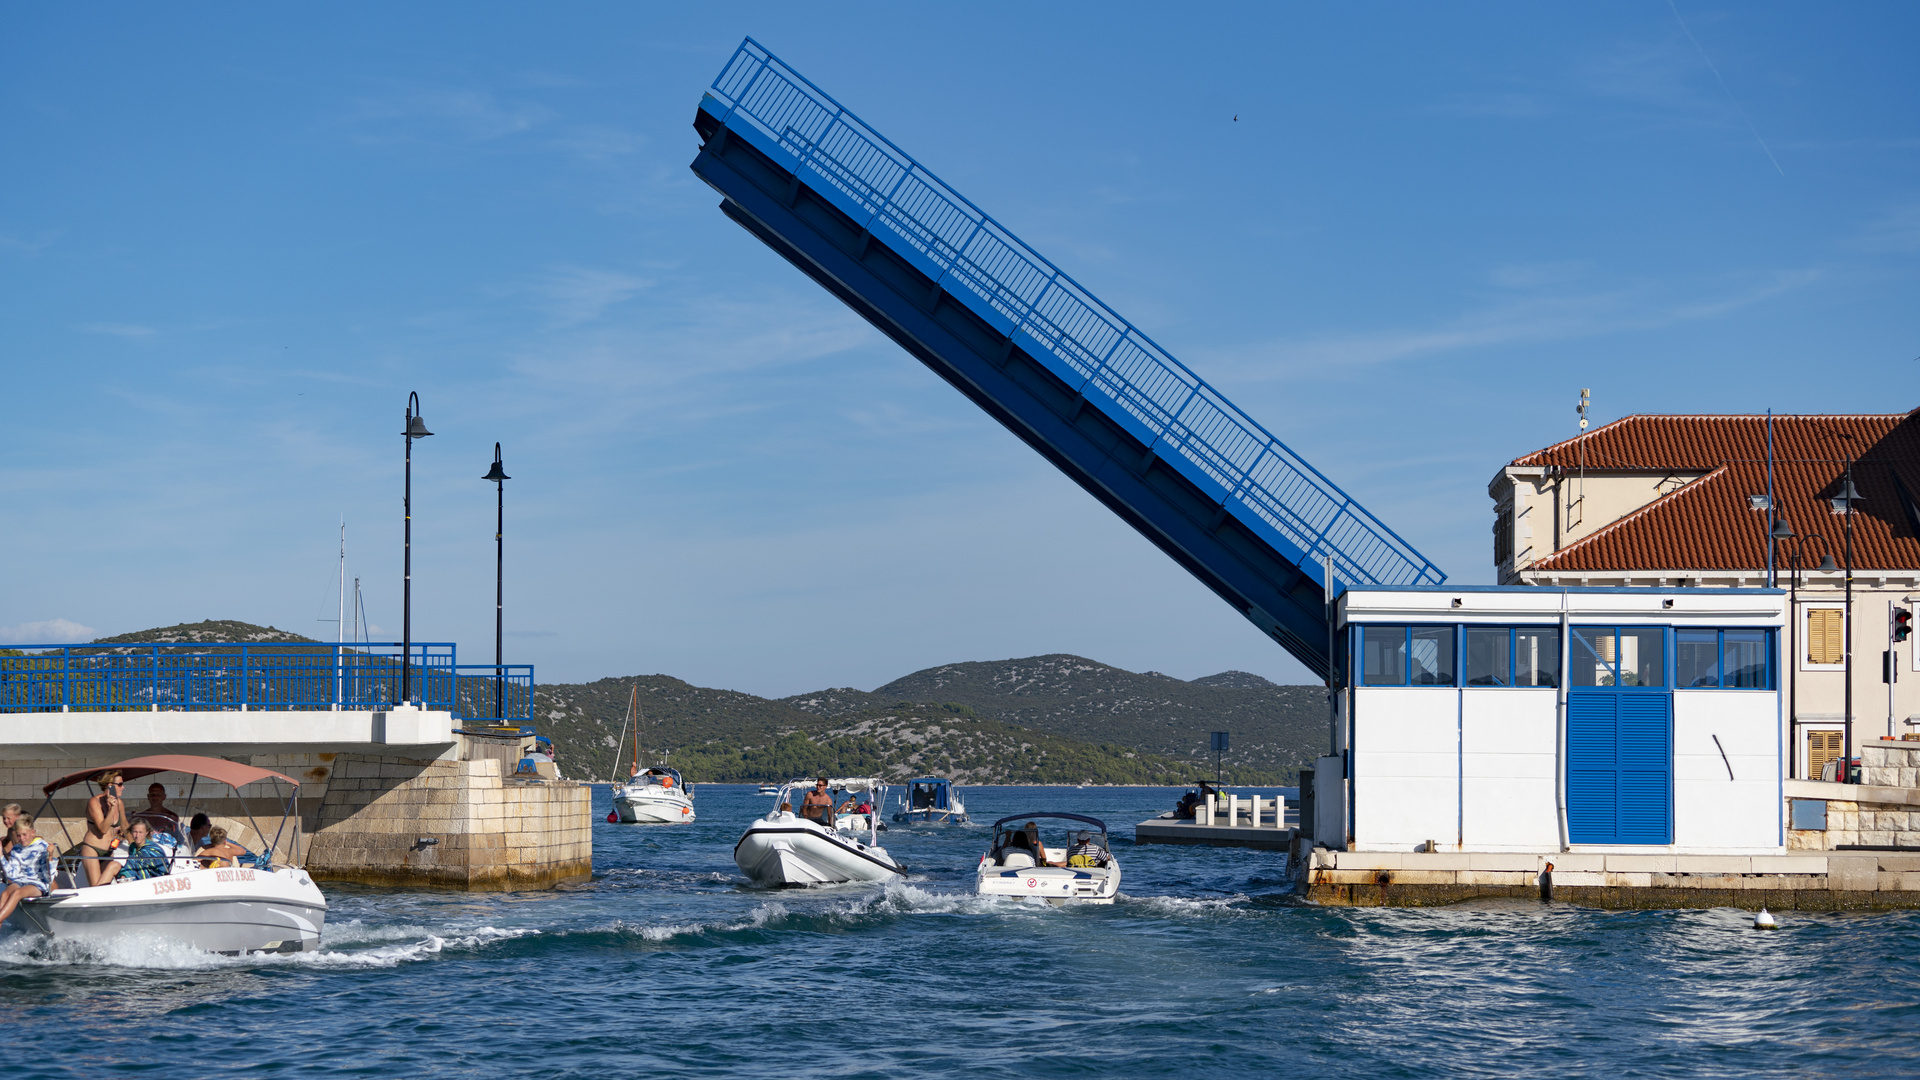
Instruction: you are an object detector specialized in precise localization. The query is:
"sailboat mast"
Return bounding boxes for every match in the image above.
[336,519,347,706]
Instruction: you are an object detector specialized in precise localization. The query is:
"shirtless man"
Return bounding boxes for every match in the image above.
[80,771,128,887]
[800,777,834,828]
[132,783,181,838]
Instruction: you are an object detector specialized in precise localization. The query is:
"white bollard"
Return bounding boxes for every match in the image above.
[1273,796,1286,828]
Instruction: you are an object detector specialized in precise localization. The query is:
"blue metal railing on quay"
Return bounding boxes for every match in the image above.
[702,39,1445,592]
[0,643,535,723]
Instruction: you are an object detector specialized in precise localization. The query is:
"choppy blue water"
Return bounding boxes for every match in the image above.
[5,784,1919,1077]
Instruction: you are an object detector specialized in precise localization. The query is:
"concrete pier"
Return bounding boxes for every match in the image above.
[0,707,592,891]
[1136,792,1298,851]
[1296,845,1920,910]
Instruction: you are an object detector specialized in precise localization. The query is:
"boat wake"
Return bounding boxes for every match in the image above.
[0,920,538,971]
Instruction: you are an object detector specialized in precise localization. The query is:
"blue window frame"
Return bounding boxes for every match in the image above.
[1570,626,1666,689]
[1358,625,1455,687]
[1464,626,1561,687]
[1676,629,1774,689]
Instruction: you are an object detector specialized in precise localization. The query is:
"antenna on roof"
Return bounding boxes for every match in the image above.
[1577,388,1591,432]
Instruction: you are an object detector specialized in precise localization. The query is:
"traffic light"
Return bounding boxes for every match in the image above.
[1897,608,1913,643]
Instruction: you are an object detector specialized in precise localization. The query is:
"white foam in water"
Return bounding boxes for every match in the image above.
[587,900,795,943]
[1124,893,1252,918]
[0,921,537,972]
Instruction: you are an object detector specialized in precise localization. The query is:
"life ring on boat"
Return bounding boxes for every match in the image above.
[660,776,674,788]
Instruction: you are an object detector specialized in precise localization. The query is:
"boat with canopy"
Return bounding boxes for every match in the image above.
[4,754,328,953]
[891,777,968,824]
[975,812,1121,905]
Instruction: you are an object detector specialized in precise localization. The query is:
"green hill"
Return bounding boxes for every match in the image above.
[532,675,1258,786]
[92,620,317,645]
[782,654,1328,778]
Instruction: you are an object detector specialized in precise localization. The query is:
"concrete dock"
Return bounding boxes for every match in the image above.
[1136,791,1297,851]
[1295,846,1920,910]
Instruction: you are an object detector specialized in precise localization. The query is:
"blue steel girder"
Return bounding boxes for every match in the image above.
[690,109,1349,678]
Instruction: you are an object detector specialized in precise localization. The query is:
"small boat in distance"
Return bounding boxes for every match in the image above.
[891,777,968,825]
[733,778,901,886]
[976,813,1121,905]
[758,783,779,795]
[607,686,695,824]
[6,754,328,953]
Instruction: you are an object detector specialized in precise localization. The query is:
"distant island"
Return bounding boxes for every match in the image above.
[66,623,1323,786]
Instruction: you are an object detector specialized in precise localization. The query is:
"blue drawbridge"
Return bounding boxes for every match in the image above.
[688,40,1445,679]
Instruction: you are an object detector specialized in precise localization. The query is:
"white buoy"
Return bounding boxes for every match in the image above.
[1754,907,1778,930]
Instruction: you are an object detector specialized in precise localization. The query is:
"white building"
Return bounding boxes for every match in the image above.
[1318,585,1785,854]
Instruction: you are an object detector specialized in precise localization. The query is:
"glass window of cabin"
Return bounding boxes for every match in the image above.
[1464,628,1510,686]
[1571,628,1616,687]
[1410,627,1455,686]
[1676,629,1719,687]
[1362,626,1407,686]
[1514,628,1559,687]
[1618,627,1664,687]
[1723,630,1769,688]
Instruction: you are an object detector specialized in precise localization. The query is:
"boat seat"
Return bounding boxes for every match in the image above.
[999,851,1035,869]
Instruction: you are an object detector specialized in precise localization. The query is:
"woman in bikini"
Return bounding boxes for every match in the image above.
[79,770,127,887]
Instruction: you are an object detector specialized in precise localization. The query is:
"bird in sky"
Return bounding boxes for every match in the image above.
[1232,114,1238,121]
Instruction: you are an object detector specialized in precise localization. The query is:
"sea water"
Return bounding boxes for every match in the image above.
[3,784,1917,1077]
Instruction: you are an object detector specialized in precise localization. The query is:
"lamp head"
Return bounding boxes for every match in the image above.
[1769,519,1795,540]
[483,443,509,483]
[1831,477,1864,514]
[404,392,432,439]
[1817,554,1839,572]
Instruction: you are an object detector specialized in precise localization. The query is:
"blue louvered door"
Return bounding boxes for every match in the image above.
[1567,691,1672,844]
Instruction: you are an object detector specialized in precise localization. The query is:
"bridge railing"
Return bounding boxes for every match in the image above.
[702,38,1444,591]
[0,643,535,722]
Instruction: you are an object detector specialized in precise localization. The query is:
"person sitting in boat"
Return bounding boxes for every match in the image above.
[1066,831,1107,868]
[101,820,172,883]
[132,783,181,837]
[800,778,834,828]
[0,815,53,924]
[79,770,128,887]
[178,813,213,865]
[198,827,250,869]
[1,803,20,859]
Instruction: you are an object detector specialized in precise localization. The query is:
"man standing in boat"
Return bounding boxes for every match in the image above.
[800,777,834,828]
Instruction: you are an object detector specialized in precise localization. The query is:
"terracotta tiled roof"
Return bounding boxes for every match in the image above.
[1510,411,1920,573]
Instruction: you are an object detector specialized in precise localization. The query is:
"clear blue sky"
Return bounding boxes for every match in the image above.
[3,4,1916,695]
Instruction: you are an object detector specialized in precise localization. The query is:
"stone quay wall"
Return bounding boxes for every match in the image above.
[1297,844,1920,910]
[1786,740,1920,851]
[305,753,592,891]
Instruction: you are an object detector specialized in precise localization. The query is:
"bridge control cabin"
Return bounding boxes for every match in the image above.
[1315,586,1786,855]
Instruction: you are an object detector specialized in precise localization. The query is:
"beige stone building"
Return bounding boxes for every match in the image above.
[1490,411,1920,777]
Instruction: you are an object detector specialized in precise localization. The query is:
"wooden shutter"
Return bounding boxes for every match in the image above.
[1808,731,1844,778]
[1807,609,1843,666]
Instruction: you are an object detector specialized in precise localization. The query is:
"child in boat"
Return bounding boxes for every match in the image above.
[1,803,20,859]
[105,820,172,882]
[0,815,53,924]
[199,827,250,868]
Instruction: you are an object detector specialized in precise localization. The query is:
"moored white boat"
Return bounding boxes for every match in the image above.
[733,778,901,886]
[4,754,328,954]
[976,813,1121,905]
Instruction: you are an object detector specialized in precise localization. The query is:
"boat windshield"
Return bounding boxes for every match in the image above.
[989,815,1111,864]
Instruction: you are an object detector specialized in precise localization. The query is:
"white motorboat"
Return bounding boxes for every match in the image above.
[612,767,694,824]
[891,777,968,824]
[733,778,902,886]
[606,686,695,824]
[757,783,779,795]
[5,754,328,954]
[976,813,1121,905]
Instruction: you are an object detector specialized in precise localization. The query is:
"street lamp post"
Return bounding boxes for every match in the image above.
[1776,521,1834,779]
[1835,464,1865,784]
[402,392,432,705]
[483,443,510,720]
